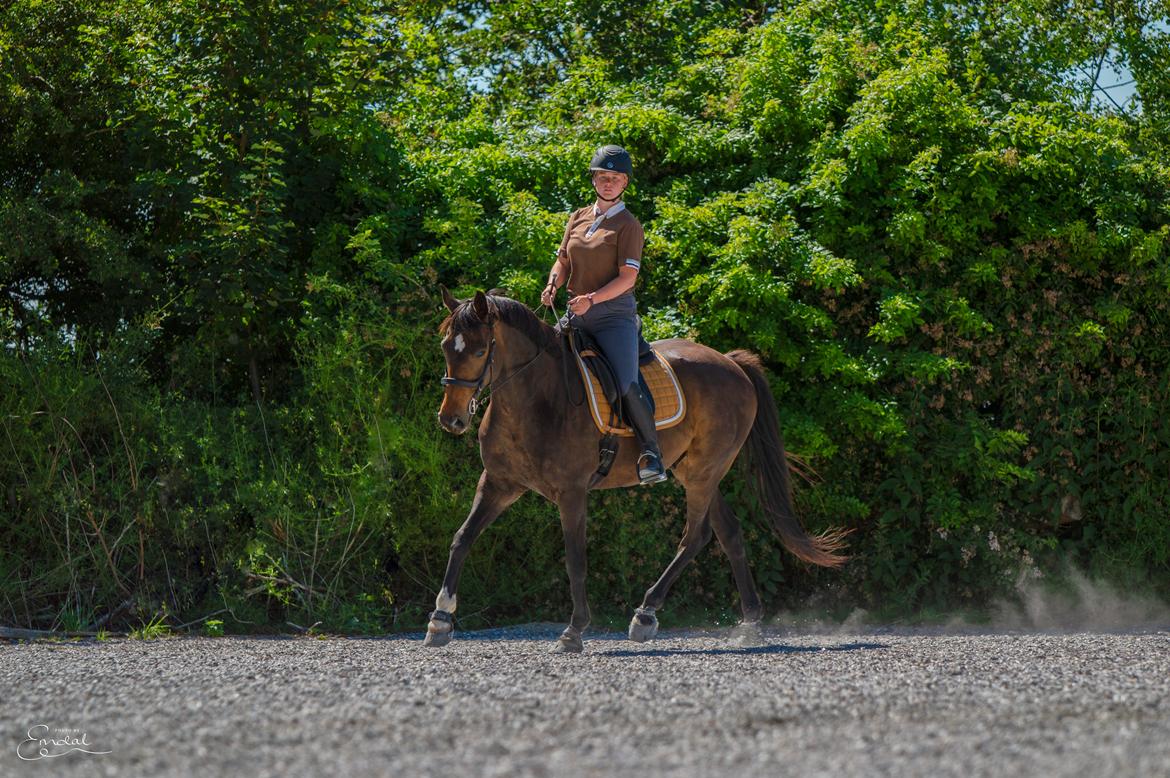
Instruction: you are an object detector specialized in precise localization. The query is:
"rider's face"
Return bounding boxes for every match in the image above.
[592,171,628,200]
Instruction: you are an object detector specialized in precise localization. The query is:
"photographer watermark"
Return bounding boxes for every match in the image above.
[16,724,111,761]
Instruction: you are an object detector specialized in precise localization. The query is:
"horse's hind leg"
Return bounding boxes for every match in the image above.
[628,484,715,643]
[424,471,524,647]
[707,489,766,646]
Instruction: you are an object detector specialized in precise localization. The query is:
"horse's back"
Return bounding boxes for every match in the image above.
[651,338,750,375]
[650,338,757,409]
[634,338,758,482]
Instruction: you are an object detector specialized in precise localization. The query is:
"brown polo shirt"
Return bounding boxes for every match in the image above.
[557,204,644,297]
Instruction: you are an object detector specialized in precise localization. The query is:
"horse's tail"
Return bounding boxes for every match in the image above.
[726,349,849,568]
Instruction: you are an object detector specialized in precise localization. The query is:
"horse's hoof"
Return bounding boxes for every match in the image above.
[730,621,765,648]
[550,629,583,653]
[424,624,452,647]
[423,610,454,647]
[628,608,658,643]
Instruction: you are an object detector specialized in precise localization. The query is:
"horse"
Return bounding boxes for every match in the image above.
[426,288,848,652]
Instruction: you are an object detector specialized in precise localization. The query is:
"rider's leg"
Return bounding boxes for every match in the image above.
[583,296,666,484]
[622,382,667,483]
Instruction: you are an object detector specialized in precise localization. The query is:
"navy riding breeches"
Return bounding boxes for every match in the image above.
[565,294,640,393]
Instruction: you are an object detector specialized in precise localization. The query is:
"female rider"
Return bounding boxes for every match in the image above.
[540,145,666,485]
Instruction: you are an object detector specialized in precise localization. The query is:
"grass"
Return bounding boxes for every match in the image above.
[129,613,174,640]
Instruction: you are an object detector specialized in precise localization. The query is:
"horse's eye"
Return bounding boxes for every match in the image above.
[476,349,486,358]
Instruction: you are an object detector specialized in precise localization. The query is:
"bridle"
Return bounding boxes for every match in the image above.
[439,317,546,419]
[440,327,497,418]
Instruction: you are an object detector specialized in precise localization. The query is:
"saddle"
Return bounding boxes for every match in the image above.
[561,323,686,437]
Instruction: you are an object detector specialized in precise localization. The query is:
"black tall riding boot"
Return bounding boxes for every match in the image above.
[621,385,667,484]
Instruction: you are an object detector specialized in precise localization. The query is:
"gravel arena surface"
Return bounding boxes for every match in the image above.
[2,625,1169,777]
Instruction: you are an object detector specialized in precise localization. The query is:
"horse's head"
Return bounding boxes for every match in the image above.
[437,287,497,435]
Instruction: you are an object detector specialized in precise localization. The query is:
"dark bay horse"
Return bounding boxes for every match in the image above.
[427,289,847,652]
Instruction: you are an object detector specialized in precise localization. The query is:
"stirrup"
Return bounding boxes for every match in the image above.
[637,450,668,484]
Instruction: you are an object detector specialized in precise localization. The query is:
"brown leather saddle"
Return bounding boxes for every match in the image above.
[558,321,686,437]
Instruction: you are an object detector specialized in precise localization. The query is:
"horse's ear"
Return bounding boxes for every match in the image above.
[440,285,460,312]
[472,290,490,321]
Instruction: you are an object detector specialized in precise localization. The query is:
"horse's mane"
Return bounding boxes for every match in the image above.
[440,293,561,352]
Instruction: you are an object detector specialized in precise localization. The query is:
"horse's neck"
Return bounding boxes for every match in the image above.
[488,324,565,414]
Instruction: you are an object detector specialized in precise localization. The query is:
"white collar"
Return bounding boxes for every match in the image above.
[592,201,626,219]
[585,201,626,238]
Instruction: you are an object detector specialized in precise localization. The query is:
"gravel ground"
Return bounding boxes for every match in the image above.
[2,624,1169,777]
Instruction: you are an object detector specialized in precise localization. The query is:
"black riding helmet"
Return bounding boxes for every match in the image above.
[589,145,632,202]
[589,144,633,176]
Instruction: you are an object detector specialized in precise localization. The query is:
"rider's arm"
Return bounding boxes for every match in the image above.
[587,266,638,304]
[586,218,643,304]
[546,254,569,290]
[547,214,576,292]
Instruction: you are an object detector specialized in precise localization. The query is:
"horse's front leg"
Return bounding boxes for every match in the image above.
[551,489,590,653]
[424,471,524,647]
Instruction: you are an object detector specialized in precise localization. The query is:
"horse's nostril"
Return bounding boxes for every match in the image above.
[438,413,466,433]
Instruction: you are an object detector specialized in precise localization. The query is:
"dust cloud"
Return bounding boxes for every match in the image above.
[990,567,1170,632]
[764,568,1170,635]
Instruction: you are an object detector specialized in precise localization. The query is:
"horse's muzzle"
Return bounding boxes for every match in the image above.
[438,412,469,435]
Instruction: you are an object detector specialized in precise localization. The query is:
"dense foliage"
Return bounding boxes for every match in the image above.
[2,0,1168,633]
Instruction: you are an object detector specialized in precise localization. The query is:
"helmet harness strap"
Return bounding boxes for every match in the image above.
[592,178,628,205]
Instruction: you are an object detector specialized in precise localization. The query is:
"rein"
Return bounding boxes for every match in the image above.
[560,314,585,408]
[544,297,585,409]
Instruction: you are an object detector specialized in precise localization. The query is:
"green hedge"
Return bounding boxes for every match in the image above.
[2,0,1168,633]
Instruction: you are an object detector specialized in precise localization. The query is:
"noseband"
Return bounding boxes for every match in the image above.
[440,326,496,417]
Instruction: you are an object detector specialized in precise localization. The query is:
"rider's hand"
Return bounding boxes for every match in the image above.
[541,284,556,307]
[568,294,593,315]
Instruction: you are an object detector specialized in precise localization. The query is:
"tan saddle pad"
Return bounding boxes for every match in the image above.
[573,348,686,436]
